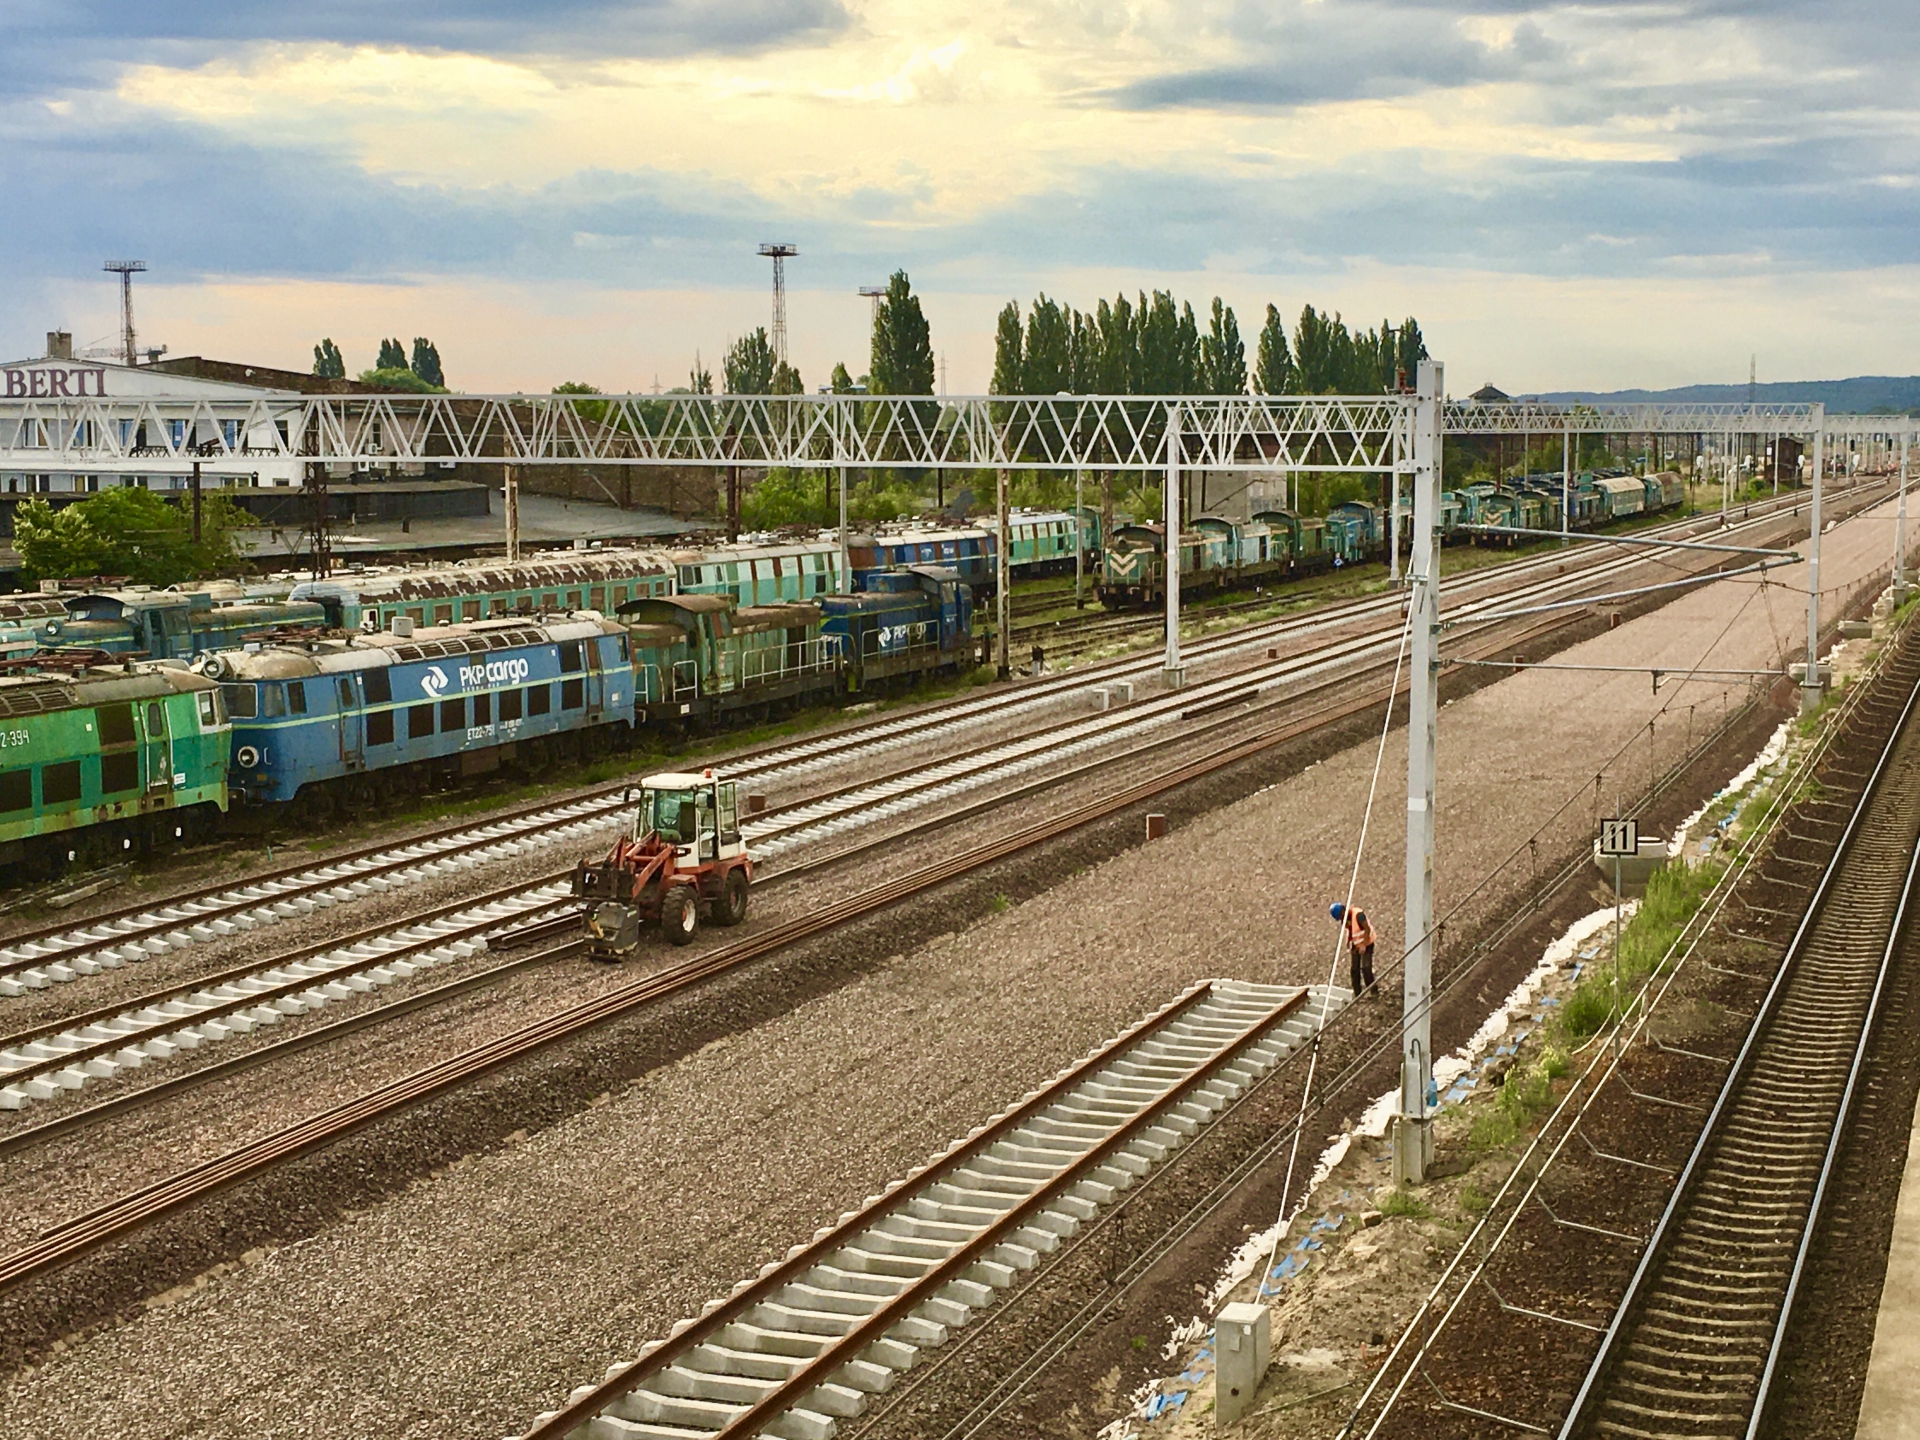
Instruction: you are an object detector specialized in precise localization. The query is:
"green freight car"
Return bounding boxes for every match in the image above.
[0,659,230,879]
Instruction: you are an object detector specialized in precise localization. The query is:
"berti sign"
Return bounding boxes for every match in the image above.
[3,366,110,398]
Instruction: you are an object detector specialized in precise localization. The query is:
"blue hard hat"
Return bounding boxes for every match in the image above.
[1329,902,1346,921]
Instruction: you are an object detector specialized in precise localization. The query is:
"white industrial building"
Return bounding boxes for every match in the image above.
[0,333,307,494]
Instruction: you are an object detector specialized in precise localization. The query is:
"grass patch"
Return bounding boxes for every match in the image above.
[1459,1184,1492,1214]
[1379,1188,1432,1219]
[989,893,1011,913]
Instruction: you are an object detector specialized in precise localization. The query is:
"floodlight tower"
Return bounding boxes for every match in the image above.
[104,260,147,366]
[858,285,885,335]
[758,243,798,369]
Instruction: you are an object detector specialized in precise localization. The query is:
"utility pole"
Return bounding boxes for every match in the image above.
[190,460,202,544]
[305,461,332,579]
[104,261,146,367]
[1803,408,1825,715]
[1395,359,1444,1188]
[504,463,520,563]
[1163,401,1184,688]
[1561,423,1571,538]
[996,467,1011,679]
[1074,466,1084,608]
[1897,425,1911,604]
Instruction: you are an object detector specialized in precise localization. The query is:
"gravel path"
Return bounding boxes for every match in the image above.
[0,497,1905,1440]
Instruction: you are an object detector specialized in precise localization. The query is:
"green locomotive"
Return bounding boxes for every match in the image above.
[0,657,231,878]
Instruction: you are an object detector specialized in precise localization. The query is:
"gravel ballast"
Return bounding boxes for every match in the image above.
[0,496,1905,1439]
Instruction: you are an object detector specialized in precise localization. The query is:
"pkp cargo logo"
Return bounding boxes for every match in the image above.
[420,666,450,699]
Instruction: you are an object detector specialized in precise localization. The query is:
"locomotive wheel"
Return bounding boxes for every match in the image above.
[661,886,698,946]
[714,867,749,927]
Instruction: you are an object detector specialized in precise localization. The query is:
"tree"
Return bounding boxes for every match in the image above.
[14,489,243,587]
[740,467,833,529]
[689,352,713,394]
[1254,305,1294,394]
[723,329,776,395]
[772,361,803,396]
[312,338,345,379]
[1392,317,1428,389]
[830,362,856,394]
[990,302,1024,396]
[1095,296,1136,393]
[1293,305,1341,394]
[552,380,607,425]
[1024,295,1071,396]
[1138,291,1183,393]
[410,337,444,388]
[358,366,444,393]
[377,337,407,371]
[869,271,935,396]
[1200,298,1246,395]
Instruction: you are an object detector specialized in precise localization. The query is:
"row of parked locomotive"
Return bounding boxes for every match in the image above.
[1095,470,1690,607]
[0,556,974,878]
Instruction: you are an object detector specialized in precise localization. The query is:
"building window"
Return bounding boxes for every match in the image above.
[462,600,481,621]
[434,604,453,626]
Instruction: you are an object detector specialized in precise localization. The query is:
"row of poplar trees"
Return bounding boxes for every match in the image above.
[990,294,1426,398]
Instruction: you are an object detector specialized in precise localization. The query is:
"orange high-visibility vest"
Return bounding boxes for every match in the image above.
[1346,910,1376,950]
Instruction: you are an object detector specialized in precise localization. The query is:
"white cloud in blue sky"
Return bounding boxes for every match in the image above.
[1,0,1914,391]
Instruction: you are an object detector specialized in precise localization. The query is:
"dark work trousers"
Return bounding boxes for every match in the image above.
[1350,944,1376,997]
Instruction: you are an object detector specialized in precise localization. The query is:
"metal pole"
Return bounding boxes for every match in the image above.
[1163,401,1183,688]
[838,464,849,595]
[190,460,202,544]
[1389,468,1401,584]
[1897,426,1910,604]
[1561,423,1570,538]
[995,467,1010,680]
[504,463,520,563]
[1803,410,1825,715]
[1075,466,1084,608]
[1612,854,1623,1062]
[1394,359,1443,1188]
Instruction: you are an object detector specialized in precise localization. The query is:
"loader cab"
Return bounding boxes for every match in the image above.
[635,771,745,864]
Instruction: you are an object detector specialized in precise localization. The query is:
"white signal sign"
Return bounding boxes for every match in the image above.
[1599,818,1639,857]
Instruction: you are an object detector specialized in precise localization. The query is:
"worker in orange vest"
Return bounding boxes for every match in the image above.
[1330,901,1377,999]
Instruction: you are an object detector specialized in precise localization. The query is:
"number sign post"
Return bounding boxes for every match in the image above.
[1599,819,1639,1055]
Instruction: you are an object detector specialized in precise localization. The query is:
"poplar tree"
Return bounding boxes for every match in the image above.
[312,338,345,379]
[1200,299,1246,395]
[990,302,1024,395]
[1254,305,1294,394]
[1023,296,1071,395]
[869,270,934,396]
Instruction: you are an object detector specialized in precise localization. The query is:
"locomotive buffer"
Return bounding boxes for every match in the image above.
[572,770,751,956]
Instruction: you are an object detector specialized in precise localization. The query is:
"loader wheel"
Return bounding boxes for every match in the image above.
[715,867,749,927]
[662,886,698,946]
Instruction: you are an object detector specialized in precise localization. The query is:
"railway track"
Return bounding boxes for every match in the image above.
[0,525,1735,1115]
[514,979,1343,1440]
[0,481,1863,1002]
[1559,630,1920,1437]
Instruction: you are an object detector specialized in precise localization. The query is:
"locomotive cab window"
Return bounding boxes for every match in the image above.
[362,669,392,705]
[261,685,287,719]
[336,677,355,710]
[558,641,582,673]
[96,704,136,746]
[197,690,221,727]
[366,709,395,746]
[560,678,584,710]
[222,684,257,719]
[100,750,137,794]
[289,681,309,715]
[0,770,29,813]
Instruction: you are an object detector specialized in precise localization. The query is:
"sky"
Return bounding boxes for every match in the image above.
[2,1,1916,395]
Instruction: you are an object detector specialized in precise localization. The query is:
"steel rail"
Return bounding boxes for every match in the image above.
[0,595,1586,1165]
[1556,634,1920,1437]
[0,475,1861,973]
[521,983,1314,1440]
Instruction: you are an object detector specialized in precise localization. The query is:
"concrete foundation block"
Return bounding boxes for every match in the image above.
[1216,1301,1271,1428]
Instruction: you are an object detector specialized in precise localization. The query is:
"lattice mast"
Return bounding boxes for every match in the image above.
[103,261,146,367]
[758,244,798,369]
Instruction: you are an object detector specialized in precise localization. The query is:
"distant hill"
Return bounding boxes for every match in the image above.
[1529,376,1920,415]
